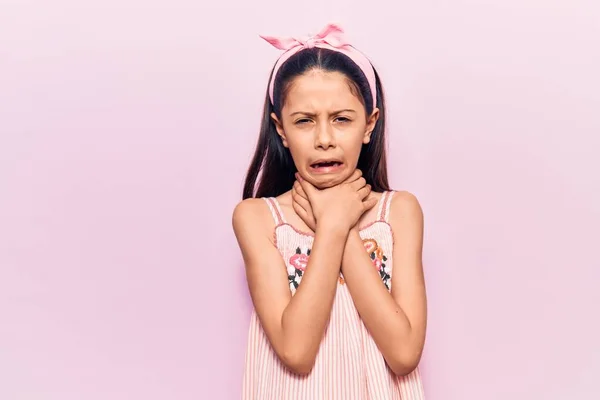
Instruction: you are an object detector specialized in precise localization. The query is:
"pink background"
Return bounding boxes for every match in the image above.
[1,1,599,399]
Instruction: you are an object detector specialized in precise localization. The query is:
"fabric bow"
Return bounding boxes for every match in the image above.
[259,23,377,109]
[259,23,349,51]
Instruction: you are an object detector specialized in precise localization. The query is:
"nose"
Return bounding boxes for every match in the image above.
[314,124,336,149]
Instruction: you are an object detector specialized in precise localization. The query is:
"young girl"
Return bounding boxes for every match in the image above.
[233,23,427,399]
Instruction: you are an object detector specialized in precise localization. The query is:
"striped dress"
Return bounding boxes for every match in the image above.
[242,191,425,399]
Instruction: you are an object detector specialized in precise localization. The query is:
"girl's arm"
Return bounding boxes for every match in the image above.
[232,198,348,375]
[340,191,427,376]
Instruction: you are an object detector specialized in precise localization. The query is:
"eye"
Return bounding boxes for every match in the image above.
[295,118,312,125]
[334,116,351,123]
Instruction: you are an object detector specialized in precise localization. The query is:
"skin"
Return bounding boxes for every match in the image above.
[271,69,379,190]
[293,181,427,375]
[232,69,427,376]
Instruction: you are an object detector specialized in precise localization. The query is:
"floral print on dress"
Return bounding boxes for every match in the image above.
[288,247,311,291]
[363,238,391,290]
[286,240,390,292]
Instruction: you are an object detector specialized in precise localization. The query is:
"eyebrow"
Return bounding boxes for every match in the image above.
[289,109,357,117]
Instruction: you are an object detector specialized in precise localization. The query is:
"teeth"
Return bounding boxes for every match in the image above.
[313,162,339,168]
[312,161,341,168]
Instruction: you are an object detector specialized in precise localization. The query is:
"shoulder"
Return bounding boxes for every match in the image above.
[232,197,281,249]
[232,198,273,236]
[388,191,424,252]
[389,190,424,224]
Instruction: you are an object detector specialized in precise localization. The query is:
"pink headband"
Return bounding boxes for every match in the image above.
[260,23,377,110]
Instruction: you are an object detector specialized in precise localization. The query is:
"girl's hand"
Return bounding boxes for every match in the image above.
[295,170,378,233]
[292,172,374,232]
[292,180,316,232]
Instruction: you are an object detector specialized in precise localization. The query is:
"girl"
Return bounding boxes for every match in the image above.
[233,23,427,399]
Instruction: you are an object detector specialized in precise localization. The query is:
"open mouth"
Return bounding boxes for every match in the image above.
[311,161,342,168]
[309,160,344,173]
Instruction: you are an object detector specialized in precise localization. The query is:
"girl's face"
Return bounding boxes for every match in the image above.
[272,69,379,189]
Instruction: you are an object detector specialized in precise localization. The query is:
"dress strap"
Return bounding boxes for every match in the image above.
[263,197,287,226]
[377,191,396,222]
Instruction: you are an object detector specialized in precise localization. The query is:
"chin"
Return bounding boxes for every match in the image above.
[312,179,338,189]
[308,172,350,189]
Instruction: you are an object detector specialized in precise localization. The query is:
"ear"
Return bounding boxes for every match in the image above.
[363,107,380,144]
[271,112,289,148]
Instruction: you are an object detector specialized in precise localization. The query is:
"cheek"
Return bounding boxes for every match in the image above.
[285,137,313,170]
[286,137,306,154]
[340,133,366,161]
[285,131,312,154]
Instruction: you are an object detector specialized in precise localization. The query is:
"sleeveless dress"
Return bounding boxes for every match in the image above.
[242,191,425,399]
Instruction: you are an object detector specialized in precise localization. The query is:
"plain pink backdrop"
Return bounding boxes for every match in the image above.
[1,1,599,399]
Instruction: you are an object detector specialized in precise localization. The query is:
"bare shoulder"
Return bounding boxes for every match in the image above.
[389,191,424,243]
[389,191,424,260]
[390,190,423,221]
[232,198,268,225]
[232,198,274,241]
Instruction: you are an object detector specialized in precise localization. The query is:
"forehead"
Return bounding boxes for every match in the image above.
[283,70,363,112]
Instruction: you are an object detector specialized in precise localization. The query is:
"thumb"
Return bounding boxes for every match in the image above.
[295,173,317,199]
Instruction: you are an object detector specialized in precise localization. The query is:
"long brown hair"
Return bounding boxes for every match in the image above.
[242,47,389,199]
